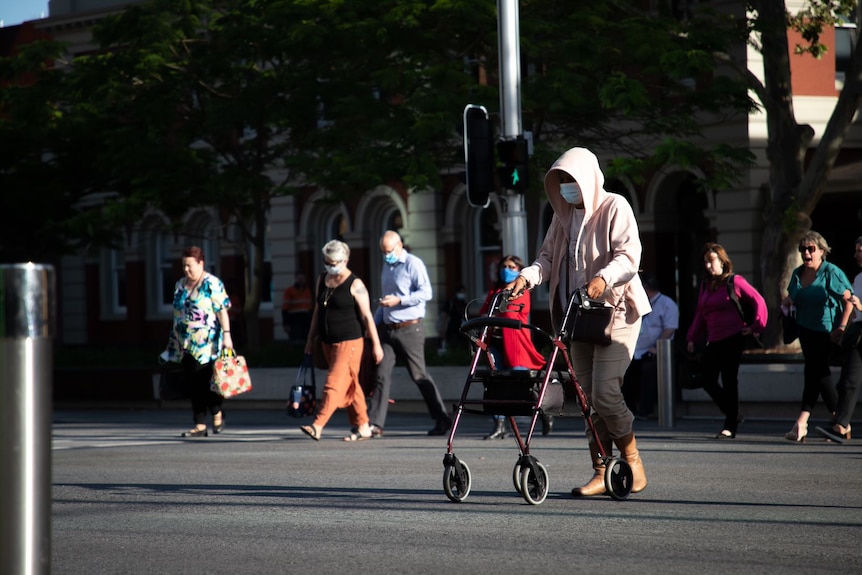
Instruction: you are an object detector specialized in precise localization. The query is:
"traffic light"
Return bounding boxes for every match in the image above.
[497,137,529,192]
[462,105,494,208]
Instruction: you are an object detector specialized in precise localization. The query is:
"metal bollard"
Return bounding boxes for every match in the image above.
[656,338,674,429]
[0,263,55,575]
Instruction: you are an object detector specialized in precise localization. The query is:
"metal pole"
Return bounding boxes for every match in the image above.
[497,0,528,262]
[0,263,55,575]
[656,338,674,429]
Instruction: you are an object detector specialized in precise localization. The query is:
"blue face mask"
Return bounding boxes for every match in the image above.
[384,252,398,265]
[560,182,582,205]
[500,268,520,283]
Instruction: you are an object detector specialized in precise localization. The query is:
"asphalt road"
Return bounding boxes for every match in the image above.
[50,408,862,575]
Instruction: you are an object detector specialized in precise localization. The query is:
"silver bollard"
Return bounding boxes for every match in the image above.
[656,338,674,429]
[0,263,55,575]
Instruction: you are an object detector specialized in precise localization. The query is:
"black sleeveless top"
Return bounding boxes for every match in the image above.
[316,273,364,343]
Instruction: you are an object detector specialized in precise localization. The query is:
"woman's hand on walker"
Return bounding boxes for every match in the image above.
[505,276,527,299]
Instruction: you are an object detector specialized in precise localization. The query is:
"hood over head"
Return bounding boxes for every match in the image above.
[543,147,606,217]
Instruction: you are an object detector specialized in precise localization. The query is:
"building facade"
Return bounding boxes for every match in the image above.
[7,0,862,352]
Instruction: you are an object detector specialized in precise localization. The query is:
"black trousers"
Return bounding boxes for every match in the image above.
[797,327,838,414]
[699,333,744,434]
[182,354,222,425]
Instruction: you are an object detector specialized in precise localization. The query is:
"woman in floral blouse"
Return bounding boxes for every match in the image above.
[163,246,233,437]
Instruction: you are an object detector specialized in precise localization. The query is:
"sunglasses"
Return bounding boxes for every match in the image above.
[798,245,817,254]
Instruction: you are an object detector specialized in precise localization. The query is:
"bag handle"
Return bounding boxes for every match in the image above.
[297,353,316,386]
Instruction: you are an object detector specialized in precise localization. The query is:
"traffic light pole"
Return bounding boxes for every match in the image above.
[497,0,529,262]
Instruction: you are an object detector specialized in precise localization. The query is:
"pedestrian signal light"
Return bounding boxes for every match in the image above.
[497,137,529,192]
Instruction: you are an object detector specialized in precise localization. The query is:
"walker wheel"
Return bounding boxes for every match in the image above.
[519,461,549,505]
[443,460,472,502]
[512,462,523,494]
[604,458,633,500]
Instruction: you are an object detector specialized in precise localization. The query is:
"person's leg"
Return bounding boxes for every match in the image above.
[799,329,833,414]
[790,328,832,440]
[396,324,450,426]
[699,343,725,415]
[716,335,744,436]
[182,355,211,435]
[344,339,370,429]
[311,340,358,432]
[568,342,611,496]
[367,329,395,430]
[572,319,645,493]
[834,343,862,429]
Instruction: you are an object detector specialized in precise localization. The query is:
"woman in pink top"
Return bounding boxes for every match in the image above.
[686,243,767,439]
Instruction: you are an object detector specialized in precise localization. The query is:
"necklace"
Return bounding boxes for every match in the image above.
[322,287,335,307]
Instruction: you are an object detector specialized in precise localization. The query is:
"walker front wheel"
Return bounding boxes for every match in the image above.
[519,461,549,505]
[512,462,523,494]
[604,458,633,500]
[443,460,472,502]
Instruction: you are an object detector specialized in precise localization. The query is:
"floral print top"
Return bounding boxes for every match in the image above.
[165,274,231,365]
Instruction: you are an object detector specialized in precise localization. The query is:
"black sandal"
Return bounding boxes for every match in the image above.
[181,427,208,438]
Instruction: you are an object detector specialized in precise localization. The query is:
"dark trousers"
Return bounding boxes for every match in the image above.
[622,354,657,417]
[183,354,222,425]
[797,327,838,414]
[834,334,862,427]
[367,322,448,428]
[700,334,744,434]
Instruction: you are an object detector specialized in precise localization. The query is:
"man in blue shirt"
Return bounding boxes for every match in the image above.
[367,230,451,436]
[623,275,679,419]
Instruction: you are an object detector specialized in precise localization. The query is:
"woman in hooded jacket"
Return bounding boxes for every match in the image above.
[506,147,652,497]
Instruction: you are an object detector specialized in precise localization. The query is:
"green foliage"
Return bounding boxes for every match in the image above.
[4,0,760,261]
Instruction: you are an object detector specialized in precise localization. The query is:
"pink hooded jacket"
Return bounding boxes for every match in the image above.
[520,147,651,329]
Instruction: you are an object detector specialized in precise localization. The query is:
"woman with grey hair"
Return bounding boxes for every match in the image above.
[781,231,854,442]
[301,240,384,441]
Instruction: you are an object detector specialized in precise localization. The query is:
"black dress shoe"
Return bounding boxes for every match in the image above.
[428,418,451,436]
[181,427,208,438]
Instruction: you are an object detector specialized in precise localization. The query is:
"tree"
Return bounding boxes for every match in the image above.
[0,38,122,262]
[60,0,761,350]
[702,0,860,346]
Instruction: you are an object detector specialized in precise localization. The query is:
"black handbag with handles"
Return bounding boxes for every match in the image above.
[565,288,614,346]
[287,354,318,418]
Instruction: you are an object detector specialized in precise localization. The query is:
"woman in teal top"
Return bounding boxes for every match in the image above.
[782,231,854,442]
[163,246,233,437]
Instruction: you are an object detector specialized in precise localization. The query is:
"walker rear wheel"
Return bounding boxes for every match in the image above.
[604,458,633,500]
[519,461,549,505]
[443,460,472,502]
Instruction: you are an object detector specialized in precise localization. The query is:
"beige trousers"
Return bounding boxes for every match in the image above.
[569,317,641,441]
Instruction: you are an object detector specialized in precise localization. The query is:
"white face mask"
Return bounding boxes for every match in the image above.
[560,182,582,205]
[324,264,343,275]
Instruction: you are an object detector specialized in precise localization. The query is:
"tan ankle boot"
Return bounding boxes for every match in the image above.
[571,439,610,497]
[614,432,647,493]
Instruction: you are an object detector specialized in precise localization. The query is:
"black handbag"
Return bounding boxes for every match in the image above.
[565,289,614,346]
[287,354,318,418]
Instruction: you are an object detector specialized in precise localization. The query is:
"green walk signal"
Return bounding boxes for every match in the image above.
[496,137,529,192]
